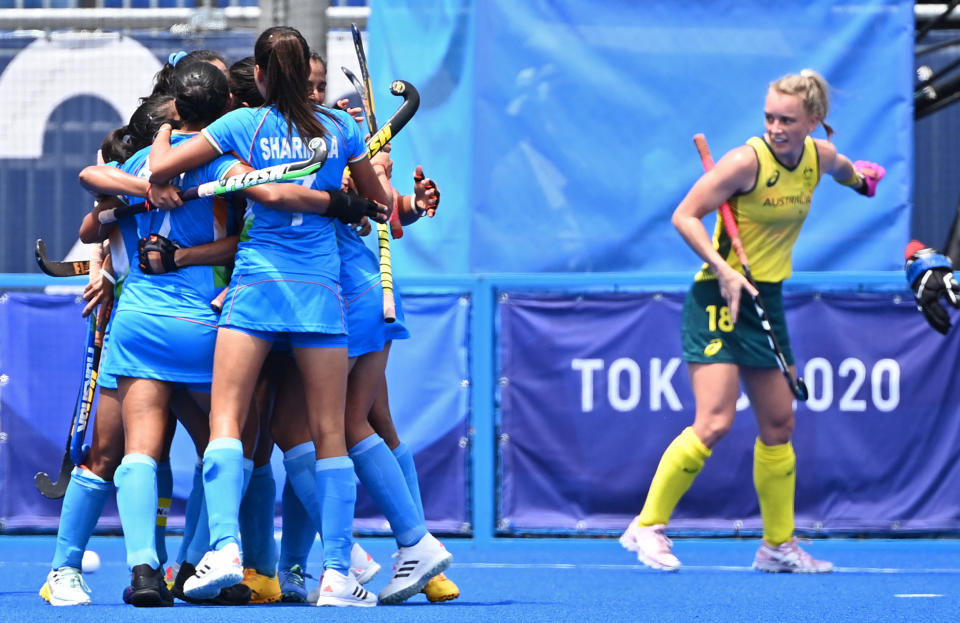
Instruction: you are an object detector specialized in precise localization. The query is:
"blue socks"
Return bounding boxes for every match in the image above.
[202,437,244,550]
[115,454,159,569]
[315,456,357,574]
[239,463,278,576]
[51,466,111,570]
[350,435,426,547]
[393,442,426,523]
[185,501,212,565]
[177,462,204,564]
[281,443,323,564]
[156,460,172,566]
[279,476,316,571]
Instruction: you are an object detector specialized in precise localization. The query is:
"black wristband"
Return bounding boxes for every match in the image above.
[325,190,369,225]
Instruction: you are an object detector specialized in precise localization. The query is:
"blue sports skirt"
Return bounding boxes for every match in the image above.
[100,309,217,390]
[219,271,347,337]
[344,279,410,358]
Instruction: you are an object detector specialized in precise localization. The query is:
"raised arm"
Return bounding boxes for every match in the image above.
[397,165,441,225]
[816,139,885,197]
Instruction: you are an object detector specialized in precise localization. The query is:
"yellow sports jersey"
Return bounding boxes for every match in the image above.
[695,135,820,283]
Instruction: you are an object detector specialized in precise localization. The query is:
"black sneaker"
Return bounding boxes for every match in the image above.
[128,564,174,607]
[210,582,252,606]
[172,561,251,606]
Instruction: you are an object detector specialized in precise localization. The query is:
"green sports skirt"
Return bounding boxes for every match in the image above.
[681,279,794,368]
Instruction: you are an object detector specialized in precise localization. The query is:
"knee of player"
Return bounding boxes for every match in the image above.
[84,451,121,481]
[692,415,735,448]
[758,412,795,444]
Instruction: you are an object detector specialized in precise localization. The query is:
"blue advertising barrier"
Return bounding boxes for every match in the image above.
[6,272,960,541]
[497,284,960,535]
[0,286,470,535]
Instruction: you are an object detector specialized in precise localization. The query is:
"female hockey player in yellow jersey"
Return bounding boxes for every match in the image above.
[620,69,884,573]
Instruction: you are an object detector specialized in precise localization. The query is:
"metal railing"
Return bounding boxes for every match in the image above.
[0,2,368,31]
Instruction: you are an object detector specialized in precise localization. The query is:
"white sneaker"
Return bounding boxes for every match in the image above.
[350,542,382,585]
[619,517,681,571]
[753,537,834,573]
[183,542,244,600]
[311,568,377,607]
[39,567,91,606]
[378,533,453,605]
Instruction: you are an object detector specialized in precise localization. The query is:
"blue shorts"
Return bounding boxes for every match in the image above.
[345,280,410,358]
[228,326,348,349]
[100,309,217,389]
[220,271,347,335]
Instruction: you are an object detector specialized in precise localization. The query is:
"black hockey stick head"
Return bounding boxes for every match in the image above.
[366,80,420,158]
[791,376,810,402]
[35,456,72,499]
[36,239,90,277]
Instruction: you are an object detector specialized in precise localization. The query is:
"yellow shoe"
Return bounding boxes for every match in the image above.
[421,573,459,603]
[39,568,91,606]
[39,581,52,603]
[241,568,282,604]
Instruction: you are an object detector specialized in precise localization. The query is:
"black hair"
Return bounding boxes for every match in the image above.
[228,56,264,108]
[172,61,229,126]
[149,49,227,99]
[100,94,176,164]
[254,26,331,140]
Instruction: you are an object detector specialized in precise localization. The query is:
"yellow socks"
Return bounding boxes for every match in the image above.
[638,427,712,526]
[753,438,796,546]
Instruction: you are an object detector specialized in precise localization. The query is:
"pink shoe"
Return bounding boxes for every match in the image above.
[619,517,680,571]
[753,538,833,573]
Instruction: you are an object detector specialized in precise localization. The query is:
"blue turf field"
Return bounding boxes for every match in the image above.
[2,535,960,622]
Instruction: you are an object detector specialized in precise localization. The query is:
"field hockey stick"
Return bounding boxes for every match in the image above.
[98,136,329,224]
[340,68,421,158]
[343,67,406,239]
[351,22,410,323]
[35,372,83,499]
[36,238,90,277]
[692,133,809,401]
[34,298,111,498]
[351,22,394,323]
[69,297,113,466]
[350,23,379,131]
[34,315,92,497]
[362,81,421,323]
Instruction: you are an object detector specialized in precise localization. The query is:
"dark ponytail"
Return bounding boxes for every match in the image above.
[254,26,328,140]
[173,61,229,126]
[100,94,176,163]
[229,56,264,108]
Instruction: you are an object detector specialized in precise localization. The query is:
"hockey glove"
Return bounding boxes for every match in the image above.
[326,190,389,225]
[138,233,180,274]
[852,161,885,197]
[905,241,960,334]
